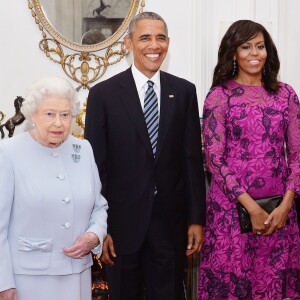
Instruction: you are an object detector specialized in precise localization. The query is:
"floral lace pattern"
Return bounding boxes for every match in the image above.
[198,81,300,300]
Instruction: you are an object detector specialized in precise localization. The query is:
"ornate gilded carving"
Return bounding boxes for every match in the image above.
[91,254,109,298]
[140,0,146,12]
[37,38,128,90]
[72,99,87,139]
[28,0,145,90]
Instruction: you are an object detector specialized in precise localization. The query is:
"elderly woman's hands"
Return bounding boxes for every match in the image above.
[63,232,99,259]
[0,288,18,300]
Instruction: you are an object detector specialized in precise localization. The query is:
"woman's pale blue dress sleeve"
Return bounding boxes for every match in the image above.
[0,143,16,292]
[84,140,108,256]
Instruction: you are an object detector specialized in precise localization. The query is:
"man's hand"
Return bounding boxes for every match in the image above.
[100,234,116,266]
[64,232,99,259]
[186,224,204,256]
[0,288,18,300]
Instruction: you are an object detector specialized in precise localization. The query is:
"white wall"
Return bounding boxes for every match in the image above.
[194,0,300,110]
[1,0,300,138]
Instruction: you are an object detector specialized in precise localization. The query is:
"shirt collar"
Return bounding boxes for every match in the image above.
[131,63,161,92]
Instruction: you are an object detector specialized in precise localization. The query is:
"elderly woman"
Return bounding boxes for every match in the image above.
[0,76,108,300]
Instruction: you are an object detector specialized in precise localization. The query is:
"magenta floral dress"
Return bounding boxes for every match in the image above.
[198,80,300,300]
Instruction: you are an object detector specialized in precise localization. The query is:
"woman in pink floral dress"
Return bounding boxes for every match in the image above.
[198,20,300,300]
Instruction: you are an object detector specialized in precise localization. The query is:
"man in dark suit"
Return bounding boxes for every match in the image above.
[85,11,206,300]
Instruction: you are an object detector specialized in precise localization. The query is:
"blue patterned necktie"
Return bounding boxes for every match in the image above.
[144,80,159,157]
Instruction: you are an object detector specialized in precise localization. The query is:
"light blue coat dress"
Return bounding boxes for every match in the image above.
[0,132,108,299]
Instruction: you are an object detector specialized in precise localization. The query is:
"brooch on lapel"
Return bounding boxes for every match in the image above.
[72,154,81,163]
[73,144,81,153]
[71,143,81,163]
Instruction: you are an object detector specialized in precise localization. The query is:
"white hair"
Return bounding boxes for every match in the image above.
[22,76,80,123]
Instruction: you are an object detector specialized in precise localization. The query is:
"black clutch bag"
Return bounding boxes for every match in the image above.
[237,195,283,233]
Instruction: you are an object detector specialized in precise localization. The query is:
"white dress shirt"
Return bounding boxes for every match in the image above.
[131,63,161,114]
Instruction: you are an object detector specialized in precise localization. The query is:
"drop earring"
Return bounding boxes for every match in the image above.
[263,66,266,77]
[232,59,237,76]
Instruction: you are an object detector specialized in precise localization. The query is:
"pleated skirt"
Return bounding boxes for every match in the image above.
[14,267,91,300]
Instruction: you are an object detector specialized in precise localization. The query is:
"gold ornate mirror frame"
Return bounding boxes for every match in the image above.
[28,0,145,90]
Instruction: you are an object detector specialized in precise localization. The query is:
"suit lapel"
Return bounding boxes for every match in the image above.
[155,72,175,162]
[119,68,153,158]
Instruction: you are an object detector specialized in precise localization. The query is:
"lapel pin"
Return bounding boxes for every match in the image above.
[169,95,175,99]
[72,154,81,163]
[72,144,81,153]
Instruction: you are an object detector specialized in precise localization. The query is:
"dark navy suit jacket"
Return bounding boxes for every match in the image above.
[85,67,206,255]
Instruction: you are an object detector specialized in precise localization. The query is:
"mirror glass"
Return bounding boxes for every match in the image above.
[34,0,139,51]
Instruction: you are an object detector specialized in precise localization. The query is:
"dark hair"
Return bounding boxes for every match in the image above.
[127,11,168,37]
[212,20,280,92]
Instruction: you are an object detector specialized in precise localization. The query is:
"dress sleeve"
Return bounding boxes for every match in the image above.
[0,143,16,291]
[202,88,246,201]
[84,140,108,256]
[284,84,300,194]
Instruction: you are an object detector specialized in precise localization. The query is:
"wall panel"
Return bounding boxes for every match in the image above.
[191,0,299,114]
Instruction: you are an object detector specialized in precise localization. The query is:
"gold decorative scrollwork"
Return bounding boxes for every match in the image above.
[38,38,128,90]
[28,0,145,90]
[72,99,87,139]
[140,0,146,13]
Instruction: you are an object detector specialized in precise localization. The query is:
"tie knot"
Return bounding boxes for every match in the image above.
[147,80,154,88]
